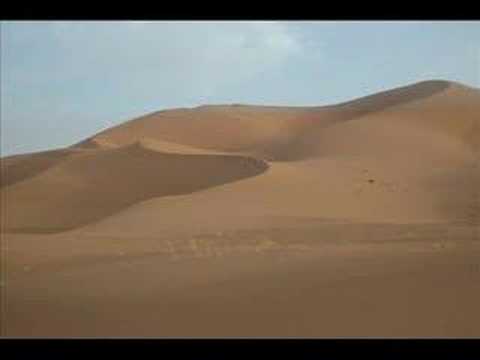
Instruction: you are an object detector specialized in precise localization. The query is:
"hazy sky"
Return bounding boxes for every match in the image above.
[1,21,479,156]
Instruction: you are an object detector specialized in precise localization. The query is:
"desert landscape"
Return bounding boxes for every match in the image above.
[1,79,479,337]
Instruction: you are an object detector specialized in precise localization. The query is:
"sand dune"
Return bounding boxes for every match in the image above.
[4,80,476,233]
[2,141,268,233]
[2,80,480,337]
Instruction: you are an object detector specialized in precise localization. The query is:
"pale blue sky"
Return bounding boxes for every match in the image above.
[1,21,479,156]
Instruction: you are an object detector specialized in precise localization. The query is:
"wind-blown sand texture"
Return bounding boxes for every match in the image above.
[1,80,479,337]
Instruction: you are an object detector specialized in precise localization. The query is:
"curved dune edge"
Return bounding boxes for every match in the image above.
[0,79,452,189]
[320,79,453,119]
[74,137,118,149]
[71,80,458,162]
[73,155,478,237]
[129,138,242,156]
[2,142,269,234]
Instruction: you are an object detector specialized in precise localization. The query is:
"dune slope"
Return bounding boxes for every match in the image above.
[2,141,268,233]
[1,148,77,188]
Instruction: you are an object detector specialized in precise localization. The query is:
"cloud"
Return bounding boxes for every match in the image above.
[1,21,309,154]
[39,21,304,104]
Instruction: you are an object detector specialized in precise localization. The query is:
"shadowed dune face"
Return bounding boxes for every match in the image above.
[2,143,268,233]
[326,79,452,120]
[1,149,76,188]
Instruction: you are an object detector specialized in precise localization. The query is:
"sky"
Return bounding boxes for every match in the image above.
[1,21,479,156]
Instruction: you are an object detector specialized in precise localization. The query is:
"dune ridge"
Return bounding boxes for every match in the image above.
[1,79,479,234]
[72,80,471,162]
[2,141,268,233]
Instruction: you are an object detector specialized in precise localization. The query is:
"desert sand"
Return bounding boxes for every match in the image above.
[1,80,479,337]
